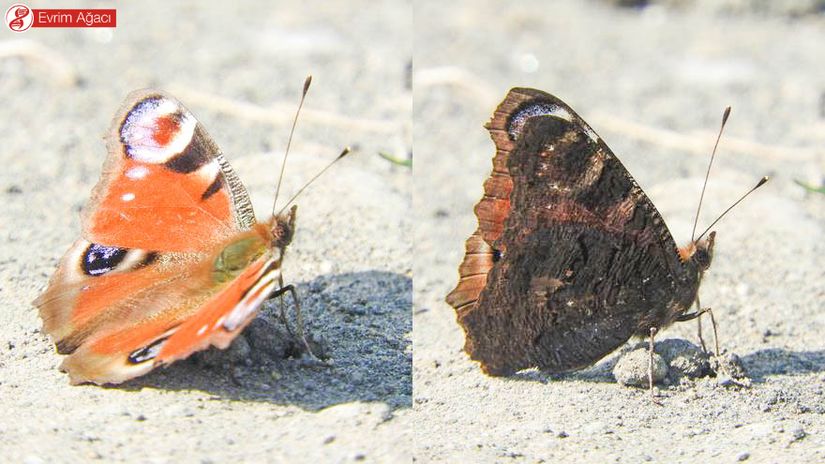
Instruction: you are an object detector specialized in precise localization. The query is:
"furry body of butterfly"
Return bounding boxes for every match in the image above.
[34,90,297,385]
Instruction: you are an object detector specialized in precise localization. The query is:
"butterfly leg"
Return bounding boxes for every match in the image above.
[705,307,720,358]
[676,303,721,357]
[276,274,295,337]
[691,274,709,353]
[270,281,324,364]
[695,299,707,353]
[648,326,659,402]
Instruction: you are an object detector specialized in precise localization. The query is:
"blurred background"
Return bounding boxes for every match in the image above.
[414,0,824,462]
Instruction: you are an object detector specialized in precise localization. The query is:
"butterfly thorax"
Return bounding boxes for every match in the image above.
[212,234,269,284]
[649,231,716,328]
[212,206,298,284]
[641,232,716,335]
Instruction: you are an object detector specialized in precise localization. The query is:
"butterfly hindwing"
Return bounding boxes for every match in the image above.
[35,239,165,347]
[57,244,282,385]
[448,88,701,375]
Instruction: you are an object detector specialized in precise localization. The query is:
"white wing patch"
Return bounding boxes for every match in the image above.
[119,96,197,164]
[509,102,600,143]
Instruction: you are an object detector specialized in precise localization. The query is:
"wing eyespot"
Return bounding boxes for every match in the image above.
[119,96,197,164]
[507,101,571,141]
[82,243,129,276]
[127,336,170,364]
[79,243,158,277]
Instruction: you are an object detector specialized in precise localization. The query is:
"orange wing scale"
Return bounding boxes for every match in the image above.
[87,159,233,252]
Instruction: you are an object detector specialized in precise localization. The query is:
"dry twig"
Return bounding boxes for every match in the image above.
[0,39,78,86]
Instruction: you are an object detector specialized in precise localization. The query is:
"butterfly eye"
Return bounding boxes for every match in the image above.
[694,249,710,269]
[492,249,503,262]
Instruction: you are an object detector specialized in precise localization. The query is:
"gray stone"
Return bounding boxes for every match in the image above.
[614,347,668,387]
[655,338,711,379]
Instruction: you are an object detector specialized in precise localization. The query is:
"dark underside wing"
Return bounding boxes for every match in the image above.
[447,88,700,376]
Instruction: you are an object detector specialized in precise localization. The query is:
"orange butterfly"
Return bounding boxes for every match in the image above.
[34,80,336,385]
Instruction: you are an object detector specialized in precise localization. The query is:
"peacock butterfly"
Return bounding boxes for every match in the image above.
[34,80,340,385]
[446,88,766,378]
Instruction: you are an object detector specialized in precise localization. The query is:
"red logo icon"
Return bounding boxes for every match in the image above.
[5,3,33,32]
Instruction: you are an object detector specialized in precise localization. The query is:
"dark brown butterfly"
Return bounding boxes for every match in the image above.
[446,88,765,377]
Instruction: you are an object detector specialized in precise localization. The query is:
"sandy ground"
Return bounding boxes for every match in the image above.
[3,0,825,463]
[413,1,824,463]
[1,1,411,462]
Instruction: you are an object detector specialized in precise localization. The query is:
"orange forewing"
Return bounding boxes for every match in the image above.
[79,90,254,252]
[86,159,234,251]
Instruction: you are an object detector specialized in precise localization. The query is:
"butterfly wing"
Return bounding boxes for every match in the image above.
[448,88,699,376]
[53,241,282,385]
[85,89,256,251]
[34,90,269,384]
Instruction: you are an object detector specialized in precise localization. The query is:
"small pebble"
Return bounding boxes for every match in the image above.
[350,371,365,385]
[790,425,806,442]
[319,260,334,274]
[655,339,710,379]
[735,283,749,296]
[613,348,667,387]
[711,353,751,387]
[737,451,750,461]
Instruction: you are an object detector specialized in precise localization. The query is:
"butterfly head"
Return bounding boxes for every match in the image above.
[270,205,297,249]
[693,231,716,271]
[680,231,716,271]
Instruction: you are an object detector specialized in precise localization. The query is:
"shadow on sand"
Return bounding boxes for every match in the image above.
[109,270,412,412]
[509,341,825,385]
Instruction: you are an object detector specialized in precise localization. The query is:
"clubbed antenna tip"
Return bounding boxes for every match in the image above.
[303,75,312,96]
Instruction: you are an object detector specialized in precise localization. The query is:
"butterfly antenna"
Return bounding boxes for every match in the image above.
[272,75,312,218]
[695,176,769,242]
[276,147,352,216]
[691,106,731,241]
